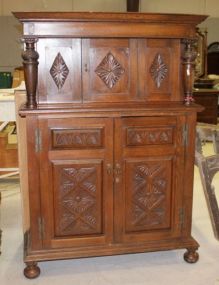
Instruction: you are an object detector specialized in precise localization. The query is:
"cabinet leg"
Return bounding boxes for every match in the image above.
[184,248,199,263]
[24,262,40,279]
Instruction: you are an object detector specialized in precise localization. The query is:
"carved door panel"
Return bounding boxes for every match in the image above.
[138,39,181,101]
[114,116,185,243]
[39,117,113,249]
[37,38,82,103]
[82,38,138,102]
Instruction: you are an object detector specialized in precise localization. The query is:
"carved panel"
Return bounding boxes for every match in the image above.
[125,160,172,232]
[129,163,168,230]
[52,128,104,149]
[127,127,173,146]
[54,165,101,236]
[150,53,168,88]
[95,52,125,89]
[50,52,69,90]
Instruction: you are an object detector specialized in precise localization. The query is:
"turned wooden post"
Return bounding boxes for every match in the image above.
[22,38,39,109]
[182,39,197,105]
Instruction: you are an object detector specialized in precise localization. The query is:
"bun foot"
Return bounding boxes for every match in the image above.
[24,262,40,279]
[184,248,199,263]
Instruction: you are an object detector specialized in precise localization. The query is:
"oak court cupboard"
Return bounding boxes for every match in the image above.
[13,12,207,279]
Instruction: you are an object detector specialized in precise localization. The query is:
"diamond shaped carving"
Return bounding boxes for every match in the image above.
[150,53,168,88]
[95,52,125,89]
[50,52,69,90]
[131,163,166,227]
[57,166,99,236]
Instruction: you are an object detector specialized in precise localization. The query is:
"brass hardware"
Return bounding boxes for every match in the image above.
[38,217,45,240]
[179,207,185,228]
[35,128,42,153]
[182,124,189,146]
[115,163,122,175]
[114,163,122,183]
[106,164,113,175]
[84,63,89,72]
[115,177,120,184]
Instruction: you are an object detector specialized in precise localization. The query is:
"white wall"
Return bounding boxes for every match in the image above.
[0,0,219,16]
[1,0,219,72]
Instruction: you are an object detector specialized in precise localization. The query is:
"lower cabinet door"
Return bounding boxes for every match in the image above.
[114,116,185,243]
[38,117,114,249]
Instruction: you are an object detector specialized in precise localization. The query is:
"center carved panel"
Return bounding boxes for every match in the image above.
[55,166,101,236]
[95,52,125,89]
[128,163,168,231]
[50,52,69,90]
[150,53,168,88]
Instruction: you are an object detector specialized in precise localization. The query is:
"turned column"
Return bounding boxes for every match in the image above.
[181,39,197,105]
[22,37,39,109]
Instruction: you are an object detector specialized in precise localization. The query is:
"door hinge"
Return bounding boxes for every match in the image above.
[179,207,185,228]
[182,123,189,146]
[35,128,42,153]
[38,217,45,240]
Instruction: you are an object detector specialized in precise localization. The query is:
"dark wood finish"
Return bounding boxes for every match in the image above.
[182,39,197,105]
[127,0,139,12]
[193,89,219,124]
[23,262,40,279]
[184,248,199,263]
[22,38,39,108]
[14,12,207,278]
[207,42,219,75]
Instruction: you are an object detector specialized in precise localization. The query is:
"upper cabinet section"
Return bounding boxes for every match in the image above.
[14,12,207,107]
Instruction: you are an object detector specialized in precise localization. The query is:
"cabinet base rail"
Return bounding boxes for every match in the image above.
[23,232,199,278]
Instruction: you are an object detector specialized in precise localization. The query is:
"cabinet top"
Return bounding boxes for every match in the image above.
[13,11,207,25]
[13,12,207,38]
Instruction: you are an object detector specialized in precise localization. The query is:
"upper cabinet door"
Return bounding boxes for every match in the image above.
[138,39,181,101]
[37,39,82,104]
[82,39,138,102]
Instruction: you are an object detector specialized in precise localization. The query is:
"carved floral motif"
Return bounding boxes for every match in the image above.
[57,166,99,235]
[127,127,173,146]
[50,52,69,90]
[150,53,168,88]
[131,163,167,228]
[95,52,125,89]
[52,129,103,149]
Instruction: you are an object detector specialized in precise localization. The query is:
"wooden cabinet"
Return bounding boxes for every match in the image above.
[193,89,219,125]
[14,12,207,279]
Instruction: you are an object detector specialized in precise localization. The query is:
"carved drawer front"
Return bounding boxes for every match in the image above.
[52,128,104,149]
[123,116,176,148]
[37,38,82,103]
[126,127,173,146]
[82,38,138,102]
[139,39,181,101]
[52,161,103,237]
[125,158,172,233]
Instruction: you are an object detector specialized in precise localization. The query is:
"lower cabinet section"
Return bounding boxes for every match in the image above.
[23,114,199,278]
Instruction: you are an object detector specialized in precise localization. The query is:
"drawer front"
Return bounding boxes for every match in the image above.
[51,128,104,149]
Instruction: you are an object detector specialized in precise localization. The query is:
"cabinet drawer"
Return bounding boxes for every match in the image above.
[122,117,177,148]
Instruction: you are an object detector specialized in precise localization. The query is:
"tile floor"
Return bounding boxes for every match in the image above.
[0,143,219,285]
